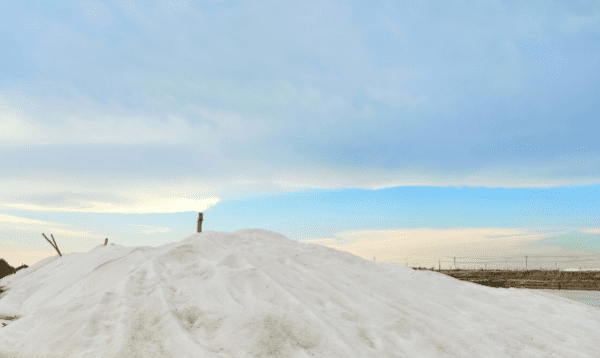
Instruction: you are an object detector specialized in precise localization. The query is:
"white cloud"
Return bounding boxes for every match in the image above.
[42,228,105,239]
[0,107,45,145]
[3,196,219,214]
[184,104,270,141]
[0,89,272,151]
[301,227,571,267]
[269,162,600,192]
[0,214,58,226]
[31,109,203,146]
[64,113,197,145]
[0,175,226,214]
[580,228,600,234]
[0,213,103,239]
[0,0,598,204]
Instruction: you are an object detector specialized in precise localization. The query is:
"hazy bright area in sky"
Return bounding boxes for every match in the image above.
[0,0,599,269]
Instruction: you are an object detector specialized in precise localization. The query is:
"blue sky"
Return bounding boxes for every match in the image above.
[1,0,599,268]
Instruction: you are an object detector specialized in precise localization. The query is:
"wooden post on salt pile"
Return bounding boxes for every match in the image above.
[42,233,62,257]
[197,212,203,233]
[104,238,108,246]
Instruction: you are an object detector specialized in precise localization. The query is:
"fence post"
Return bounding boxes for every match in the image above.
[197,212,203,233]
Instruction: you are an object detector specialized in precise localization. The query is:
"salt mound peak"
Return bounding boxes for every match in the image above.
[1,229,599,358]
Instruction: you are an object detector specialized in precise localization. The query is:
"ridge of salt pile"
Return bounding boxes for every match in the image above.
[1,229,599,357]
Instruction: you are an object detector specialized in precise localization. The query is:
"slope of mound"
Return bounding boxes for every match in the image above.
[0,229,599,358]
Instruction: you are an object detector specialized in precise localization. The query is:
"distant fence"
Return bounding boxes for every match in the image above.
[394,254,600,271]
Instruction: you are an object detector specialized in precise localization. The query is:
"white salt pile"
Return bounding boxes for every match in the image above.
[563,268,600,271]
[1,229,599,357]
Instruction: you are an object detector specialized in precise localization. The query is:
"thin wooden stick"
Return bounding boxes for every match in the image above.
[50,234,62,257]
[42,233,62,257]
[42,233,57,250]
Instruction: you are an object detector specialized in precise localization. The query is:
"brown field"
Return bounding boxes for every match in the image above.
[418,268,600,291]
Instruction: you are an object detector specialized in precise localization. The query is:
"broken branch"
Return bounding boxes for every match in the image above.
[42,233,62,257]
[42,233,56,250]
[50,234,62,257]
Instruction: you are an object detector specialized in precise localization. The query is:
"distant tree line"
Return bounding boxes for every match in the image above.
[0,259,28,280]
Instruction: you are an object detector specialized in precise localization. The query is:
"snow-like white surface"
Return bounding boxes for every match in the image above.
[0,229,599,358]
[562,268,600,271]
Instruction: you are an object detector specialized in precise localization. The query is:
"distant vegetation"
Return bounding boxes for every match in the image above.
[0,259,14,280]
[0,259,28,281]
[437,269,600,290]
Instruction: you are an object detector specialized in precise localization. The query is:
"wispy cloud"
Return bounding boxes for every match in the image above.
[0,0,598,268]
[580,228,600,234]
[0,91,269,148]
[0,174,222,215]
[0,103,45,144]
[301,227,579,266]
[1,0,598,196]
[0,213,57,226]
[0,213,102,239]
[3,196,219,214]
